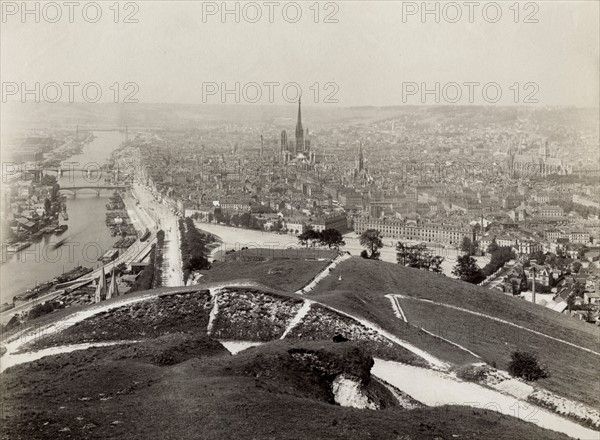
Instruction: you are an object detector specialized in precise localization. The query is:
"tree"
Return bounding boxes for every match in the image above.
[406,244,431,269]
[482,246,514,277]
[359,229,383,260]
[430,255,445,273]
[488,237,499,254]
[51,183,60,202]
[272,219,283,231]
[40,174,57,186]
[530,250,546,265]
[298,229,321,247]
[207,213,214,223]
[214,208,224,223]
[319,228,345,249]
[511,279,520,295]
[460,236,473,255]
[115,262,128,275]
[566,294,576,312]
[507,351,549,381]
[573,282,586,298]
[44,198,52,216]
[396,241,410,265]
[452,255,485,284]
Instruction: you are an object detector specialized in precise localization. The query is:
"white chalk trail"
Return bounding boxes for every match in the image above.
[372,359,600,440]
[385,294,481,360]
[389,294,600,429]
[1,341,138,373]
[386,294,407,322]
[296,253,352,294]
[206,287,222,335]
[2,292,162,358]
[280,300,314,339]
[391,294,600,357]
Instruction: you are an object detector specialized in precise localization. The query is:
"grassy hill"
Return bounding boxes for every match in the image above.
[309,257,600,409]
[1,337,571,440]
[2,257,598,438]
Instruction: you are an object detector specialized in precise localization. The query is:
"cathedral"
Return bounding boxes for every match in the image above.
[280,98,316,168]
[506,139,571,178]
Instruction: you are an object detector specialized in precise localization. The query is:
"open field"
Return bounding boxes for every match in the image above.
[198,248,335,292]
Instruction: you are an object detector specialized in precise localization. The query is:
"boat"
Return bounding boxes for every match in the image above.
[61,211,69,220]
[139,228,150,242]
[54,224,68,234]
[99,249,119,263]
[52,237,69,249]
[7,241,32,252]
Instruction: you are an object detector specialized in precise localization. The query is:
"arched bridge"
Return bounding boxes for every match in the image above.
[76,125,129,141]
[58,185,127,197]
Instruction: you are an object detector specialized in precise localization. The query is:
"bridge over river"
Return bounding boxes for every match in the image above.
[58,185,128,197]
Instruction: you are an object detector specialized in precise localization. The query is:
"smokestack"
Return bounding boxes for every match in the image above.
[531,266,536,305]
[260,135,264,158]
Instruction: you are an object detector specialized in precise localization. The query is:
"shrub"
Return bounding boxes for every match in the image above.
[508,351,549,381]
[454,364,489,382]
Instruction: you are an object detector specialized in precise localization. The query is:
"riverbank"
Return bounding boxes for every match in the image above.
[0,131,156,315]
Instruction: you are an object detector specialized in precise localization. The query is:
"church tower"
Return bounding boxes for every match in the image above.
[259,135,264,158]
[357,142,364,172]
[295,98,304,155]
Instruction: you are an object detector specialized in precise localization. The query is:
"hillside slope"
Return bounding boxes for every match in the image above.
[309,257,600,409]
[1,336,572,440]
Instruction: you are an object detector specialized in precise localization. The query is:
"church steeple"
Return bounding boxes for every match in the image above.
[295,97,304,154]
[358,141,364,172]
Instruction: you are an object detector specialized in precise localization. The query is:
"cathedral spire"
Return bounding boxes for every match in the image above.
[358,141,364,172]
[295,97,304,154]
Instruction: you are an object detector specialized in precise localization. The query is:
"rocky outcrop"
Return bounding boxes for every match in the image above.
[211,288,303,341]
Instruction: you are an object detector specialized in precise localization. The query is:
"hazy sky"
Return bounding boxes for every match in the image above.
[1,1,598,106]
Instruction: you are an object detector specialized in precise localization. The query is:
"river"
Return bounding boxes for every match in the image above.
[1,131,125,305]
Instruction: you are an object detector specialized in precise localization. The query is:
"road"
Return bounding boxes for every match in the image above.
[131,182,183,287]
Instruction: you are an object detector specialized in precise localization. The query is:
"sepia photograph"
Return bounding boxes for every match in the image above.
[0,1,599,439]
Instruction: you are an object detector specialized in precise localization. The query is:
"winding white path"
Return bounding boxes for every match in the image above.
[295,253,352,294]
[1,341,137,373]
[372,359,600,440]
